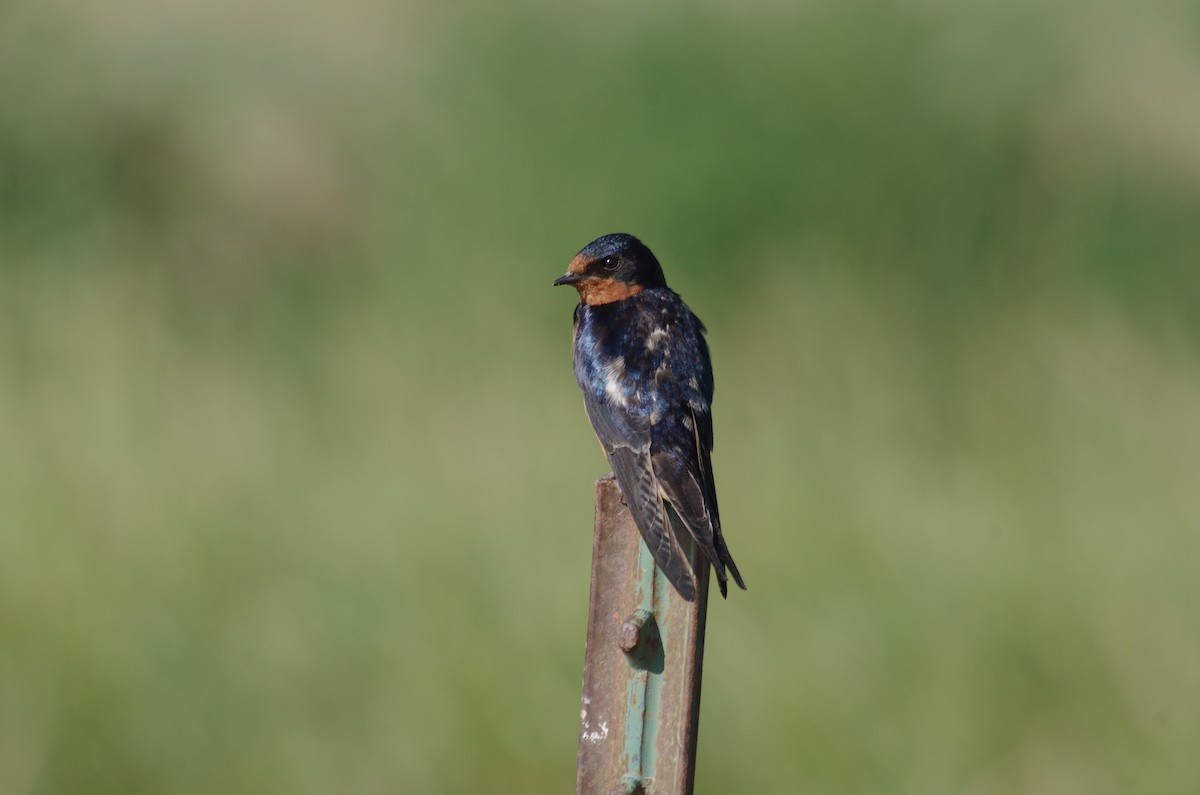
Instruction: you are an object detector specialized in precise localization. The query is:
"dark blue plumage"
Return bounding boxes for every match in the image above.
[554,233,745,601]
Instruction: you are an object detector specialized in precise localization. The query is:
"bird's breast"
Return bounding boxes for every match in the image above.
[574,293,710,414]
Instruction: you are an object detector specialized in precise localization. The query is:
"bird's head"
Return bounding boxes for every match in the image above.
[553,233,667,305]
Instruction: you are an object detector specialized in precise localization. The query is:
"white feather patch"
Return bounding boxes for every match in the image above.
[646,327,669,351]
[603,357,627,407]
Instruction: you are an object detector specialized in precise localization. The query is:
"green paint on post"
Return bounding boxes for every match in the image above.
[622,537,654,784]
[623,536,672,788]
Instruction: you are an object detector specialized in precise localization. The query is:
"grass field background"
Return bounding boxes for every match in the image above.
[3,0,1200,792]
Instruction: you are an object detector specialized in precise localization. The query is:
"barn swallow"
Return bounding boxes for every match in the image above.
[554,233,745,601]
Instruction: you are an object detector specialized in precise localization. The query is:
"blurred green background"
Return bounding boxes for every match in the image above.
[3,0,1200,792]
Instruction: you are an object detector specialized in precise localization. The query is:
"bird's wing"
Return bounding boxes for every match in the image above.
[582,388,697,601]
[650,407,724,582]
[651,406,744,596]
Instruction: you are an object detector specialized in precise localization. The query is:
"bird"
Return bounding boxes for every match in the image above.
[553,233,745,601]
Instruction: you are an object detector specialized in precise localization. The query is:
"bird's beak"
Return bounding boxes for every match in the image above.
[552,272,585,286]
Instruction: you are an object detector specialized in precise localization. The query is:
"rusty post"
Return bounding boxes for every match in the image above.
[576,474,710,795]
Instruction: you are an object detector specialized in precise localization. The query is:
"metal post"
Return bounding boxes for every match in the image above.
[576,475,710,795]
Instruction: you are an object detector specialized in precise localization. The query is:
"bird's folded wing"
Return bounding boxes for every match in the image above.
[583,388,696,601]
[608,446,696,601]
[651,450,724,586]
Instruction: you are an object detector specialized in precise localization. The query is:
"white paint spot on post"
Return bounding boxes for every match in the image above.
[580,718,610,745]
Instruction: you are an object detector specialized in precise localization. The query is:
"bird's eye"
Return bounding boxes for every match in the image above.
[602,257,619,271]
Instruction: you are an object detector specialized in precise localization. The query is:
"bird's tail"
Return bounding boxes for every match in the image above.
[712,530,746,599]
